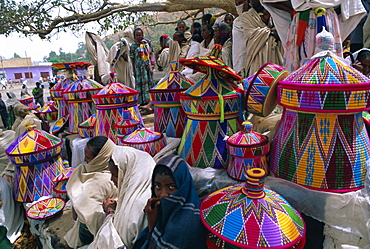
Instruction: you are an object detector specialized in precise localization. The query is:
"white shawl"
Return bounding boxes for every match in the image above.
[64,139,118,248]
[88,146,156,249]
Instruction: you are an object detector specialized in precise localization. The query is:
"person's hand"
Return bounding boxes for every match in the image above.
[103,198,117,213]
[145,197,160,232]
[352,60,363,72]
[2,175,13,185]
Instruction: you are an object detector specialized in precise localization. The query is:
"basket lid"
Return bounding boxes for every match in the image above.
[180,44,242,82]
[280,54,370,87]
[200,168,305,248]
[6,122,63,160]
[149,61,194,92]
[20,93,33,101]
[51,62,79,70]
[114,110,140,129]
[53,167,74,183]
[78,114,97,129]
[122,128,164,144]
[93,82,139,98]
[227,121,268,148]
[38,101,58,114]
[26,197,66,220]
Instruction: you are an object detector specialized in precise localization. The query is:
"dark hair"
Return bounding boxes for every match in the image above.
[174,31,187,42]
[224,13,234,21]
[202,14,213,24]
[86,136,108,158]
[151,164,174,197]
[357,50,370,62]
[192,22,201,29]
[133,27,143,36]
[202,24,214,38]
[175,20,189,31]
[192,34,203,43]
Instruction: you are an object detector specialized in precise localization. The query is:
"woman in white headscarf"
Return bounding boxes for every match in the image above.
[88,146,156,249]
[12,104,42,138]
[64,136,118,248]
[102,26,136,88]
[5,91,20,129]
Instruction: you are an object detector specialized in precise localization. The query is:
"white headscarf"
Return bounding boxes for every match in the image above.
[64,139,118,248]
[89,146,156,249]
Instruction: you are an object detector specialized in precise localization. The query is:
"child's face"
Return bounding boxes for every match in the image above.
[224,16,233,27]
[154,174,177,199]
[359,58,370,76]
[177,23,186,33]
[134,30,143,43]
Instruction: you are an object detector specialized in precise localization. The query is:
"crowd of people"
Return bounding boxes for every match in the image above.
[1,0,370,248]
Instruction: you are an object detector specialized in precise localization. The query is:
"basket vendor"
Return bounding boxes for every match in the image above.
[88,145,156,249]
[64,136,118,248]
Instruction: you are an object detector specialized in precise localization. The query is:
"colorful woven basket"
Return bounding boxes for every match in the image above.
[53,166,73,194]
[226,121,269,181]
[178,44,244,169]
[6,123,65,202]
[92,82,143,143]
[50,62,77,120]
[63,62,103,134]
[121,128,166,156]
[200,168,306,249]
[149,61,194,138]
[52,116,68,134]
[114,110,141,145]
[38,101,58,122]
[243,63,288,117]
[26,197,66,220]
[20,94,38,110]
[271,53,370,192]
[78,114,97,138]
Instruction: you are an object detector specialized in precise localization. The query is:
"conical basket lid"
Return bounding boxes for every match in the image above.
[200,169,305,248]
[150,61,194,92]
[6,123,63,165]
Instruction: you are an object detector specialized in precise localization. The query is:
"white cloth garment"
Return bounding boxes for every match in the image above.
[0,177,24,243]
[64,139,118,248]
[88,146,156,249]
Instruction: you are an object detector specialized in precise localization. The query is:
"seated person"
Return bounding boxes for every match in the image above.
[352,49,370,77]
[12,104,42,138]
[88,146,156,249]
[133,155,207,249]
[64,136,118,248]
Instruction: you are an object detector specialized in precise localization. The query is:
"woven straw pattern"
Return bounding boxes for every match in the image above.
[78,114,97,138]
[270,110,369,191]
[150,61,193,138]
[53,167,74,193]
[20,94,38,110]
[26,197,66,220]
[178,45,243,169]
[244,63,288,117]
[6,128,62,165]
[227,122,269,181]
[278,56,370,113]
[121,128,166,156]
[14,156,65,202]
[201,169,305,248]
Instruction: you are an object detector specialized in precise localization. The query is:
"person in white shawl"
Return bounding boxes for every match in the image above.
[85,31,110,83]
[233,0,248,78]
[64,136,118,248]
[240,0,283,77]
[12,104,42,138]
[0,129,24,244]
[185,25,215,83]
[167,31,190,73]
[88,146,156,249]
[102,26,136,88]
